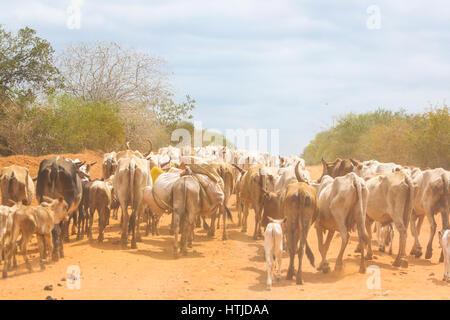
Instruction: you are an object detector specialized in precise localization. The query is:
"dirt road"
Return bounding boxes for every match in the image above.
[0,152,448,299]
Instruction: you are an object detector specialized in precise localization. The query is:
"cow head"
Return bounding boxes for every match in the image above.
[259,167,277,193]
[321,157,335,178]
[51,196,69,223]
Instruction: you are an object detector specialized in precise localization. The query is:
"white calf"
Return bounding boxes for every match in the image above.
[438,230,450,282]
[264,217,284,290]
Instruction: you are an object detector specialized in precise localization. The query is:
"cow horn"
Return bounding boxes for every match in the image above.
[232,164,245,175]
[145,139,153,157]
[295,161,306,183]
[89,161,97,166]
[126,141,131,150]
[75,161,85,168]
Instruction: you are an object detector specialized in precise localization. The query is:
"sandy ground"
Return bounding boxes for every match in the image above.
[0,152,449,300]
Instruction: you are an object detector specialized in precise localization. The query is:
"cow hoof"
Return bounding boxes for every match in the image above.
[222,235,228,241]
[40,264,46,271]
[136,237,143,243]
[322,265,330,274]
[378,247,385,253]
[359,266,366,274]
[439,252,444,263]
[365,253,373,260]
[187,242,192,248]
[26,264,33,272]
[296,277,303,285]
[400,259,408,268]
[286,269,294,280]
[2,272,7,278]
[334,264,343,272]
[425,248,432,260]
[354,247,362,253]
[392,259,401,267]
[131,241,137,249]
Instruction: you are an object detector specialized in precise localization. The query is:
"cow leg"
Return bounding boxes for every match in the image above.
[145,208,151,236]
[2,242,13,278]
[20,234,32,272]
[130,209,138,249]
[208,213,217,237]
[216,211,221,229]
[52,225,59,261]
[97,208,104,243]
[334,217,349,272]
[392,219,408,267]
[173,211,180,258]
[286,224,298,280]
[179,212,189,255]
[222,206,227,241]
[425,212,437,260]
[195,216,201,228]
[365,218,374,260]
[440,211,448,263]
[316,226,333,274]
[265,246,273,289]
[36,234,46,270]
[44,234,53,265]
[241,201,249,233]
[135,203,145,243]
[297,219,310,284]
[355,212,368,274]
[410,212,423,258]
[253,204,263,240]
[62,219,70,243]
[87,208,95,240]
[71,211,77,235]
[120,204,129,248]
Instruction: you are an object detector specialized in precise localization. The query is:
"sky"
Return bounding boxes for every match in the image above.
[1,0,449,155]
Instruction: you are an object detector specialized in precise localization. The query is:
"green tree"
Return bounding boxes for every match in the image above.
[0,25,61,104]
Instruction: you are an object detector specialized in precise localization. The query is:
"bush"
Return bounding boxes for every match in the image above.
[302,106,449,169]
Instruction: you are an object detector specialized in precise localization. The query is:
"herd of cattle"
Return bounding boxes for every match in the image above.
[0,144,449,290]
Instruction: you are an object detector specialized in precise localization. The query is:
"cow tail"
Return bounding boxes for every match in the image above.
[403,175,414,230]
[7,171,15,200]
[129,159,135,209]
[305,241,315,267]
[442,173,449,229]
[354,174,369,246]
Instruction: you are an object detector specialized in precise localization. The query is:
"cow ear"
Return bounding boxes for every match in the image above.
[281,217,287,224]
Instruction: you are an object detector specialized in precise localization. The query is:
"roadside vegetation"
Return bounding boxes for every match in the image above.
[302,106,449,169]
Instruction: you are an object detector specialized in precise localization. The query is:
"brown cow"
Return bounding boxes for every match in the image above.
[0,165,34,206]
[87,180,113,242]
[321,158,359,179]
[2,197,68,278]
[282,178,317,284]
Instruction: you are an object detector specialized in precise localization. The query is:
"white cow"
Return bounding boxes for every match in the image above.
[410,168,449,260]
[264,217,285,289]
[364,172,415,267]
[438,229,449,282]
